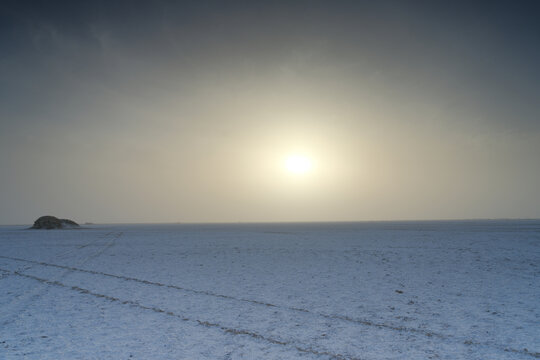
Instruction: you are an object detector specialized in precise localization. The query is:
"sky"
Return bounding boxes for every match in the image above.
[1,0,540,224]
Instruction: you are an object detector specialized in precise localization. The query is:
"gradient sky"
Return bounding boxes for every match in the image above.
[1,0,539,224]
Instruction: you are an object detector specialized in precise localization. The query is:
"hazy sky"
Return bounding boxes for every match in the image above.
[1,0,539,224]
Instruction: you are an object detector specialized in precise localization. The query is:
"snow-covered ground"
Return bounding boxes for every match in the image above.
[0,220,538,359]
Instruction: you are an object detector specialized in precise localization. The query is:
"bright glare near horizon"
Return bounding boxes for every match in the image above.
[285,155,313,175]
[1,2,540,224]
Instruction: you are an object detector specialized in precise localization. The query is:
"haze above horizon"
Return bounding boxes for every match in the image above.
[1,0,539,224]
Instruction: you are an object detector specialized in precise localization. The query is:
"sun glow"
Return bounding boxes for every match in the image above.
[285,155,312,174]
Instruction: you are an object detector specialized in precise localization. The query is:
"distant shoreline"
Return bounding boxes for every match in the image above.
[1,218,539,228]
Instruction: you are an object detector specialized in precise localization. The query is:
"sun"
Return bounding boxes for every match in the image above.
[285,155,312,174]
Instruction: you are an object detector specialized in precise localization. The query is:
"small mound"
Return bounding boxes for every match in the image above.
[31,216,79,229]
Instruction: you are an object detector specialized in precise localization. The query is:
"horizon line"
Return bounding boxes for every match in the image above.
[2,217,540,227]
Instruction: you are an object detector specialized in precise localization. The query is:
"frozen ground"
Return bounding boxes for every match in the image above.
[0,220,539,359]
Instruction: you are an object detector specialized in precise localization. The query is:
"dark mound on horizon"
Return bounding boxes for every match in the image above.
[30,216,79,229]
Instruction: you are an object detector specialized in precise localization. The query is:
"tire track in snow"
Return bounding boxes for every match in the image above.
[0,232,121,325]
[0,268,364,360]
[1,255,538,358]
[0,254,443,338]
[6,231,115,276]
[75,231,121,267]
[3,232,120,281]
[0,269,11,280]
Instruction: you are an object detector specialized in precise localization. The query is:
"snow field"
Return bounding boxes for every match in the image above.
[0,221,539,359]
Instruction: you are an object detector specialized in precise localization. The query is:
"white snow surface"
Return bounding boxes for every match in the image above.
[0,220,539,359]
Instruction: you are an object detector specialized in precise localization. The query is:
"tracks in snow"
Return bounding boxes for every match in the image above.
[1,254,538,359]
[6,231,118,275]
[0,267,362,360]
[0,232,122,326]
[0,254,442,338]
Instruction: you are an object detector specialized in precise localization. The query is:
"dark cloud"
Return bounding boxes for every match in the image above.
[2,0,539,130]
